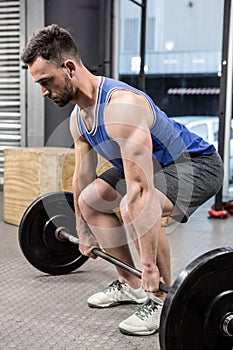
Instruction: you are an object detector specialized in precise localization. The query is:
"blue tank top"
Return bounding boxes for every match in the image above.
[76,77,216,173]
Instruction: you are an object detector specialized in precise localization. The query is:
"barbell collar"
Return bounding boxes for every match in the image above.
[222,313,233,337]
[56,227,79,245]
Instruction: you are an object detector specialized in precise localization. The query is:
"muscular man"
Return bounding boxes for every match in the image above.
[21,24,223,336]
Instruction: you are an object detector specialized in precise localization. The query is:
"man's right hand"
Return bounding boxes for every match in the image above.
[78,231,100,259]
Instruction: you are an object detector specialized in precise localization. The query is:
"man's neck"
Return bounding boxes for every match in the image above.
[72,66,100,110]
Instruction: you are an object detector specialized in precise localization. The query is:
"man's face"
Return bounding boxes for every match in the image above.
[29,57,77,107]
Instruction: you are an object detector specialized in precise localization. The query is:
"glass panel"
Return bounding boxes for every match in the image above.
[189,124,208,141]
[119,0,141,73]
[120,0,224,75]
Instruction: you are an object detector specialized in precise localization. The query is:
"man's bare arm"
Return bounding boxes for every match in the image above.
[105,92,162,293]
[70,107,99,258]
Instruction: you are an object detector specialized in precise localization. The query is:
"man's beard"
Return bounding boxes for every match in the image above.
[52,76,77,107]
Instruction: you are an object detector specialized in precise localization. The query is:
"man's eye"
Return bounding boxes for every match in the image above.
[41,78,54,87]
[42,80,50,86]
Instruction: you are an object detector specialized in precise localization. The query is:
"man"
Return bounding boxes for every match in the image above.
[21,24,223,336]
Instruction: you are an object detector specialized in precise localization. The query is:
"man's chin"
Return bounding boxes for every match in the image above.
[54,100,69,108]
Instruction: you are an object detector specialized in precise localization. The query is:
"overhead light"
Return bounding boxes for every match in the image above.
[165,41,174,51]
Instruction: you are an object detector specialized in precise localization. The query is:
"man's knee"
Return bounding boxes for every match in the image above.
[78,188,96,221]
[78,179,121,219]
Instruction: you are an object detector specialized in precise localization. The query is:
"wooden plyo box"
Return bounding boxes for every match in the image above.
[3,147,75,226]
[3,147,171,227]
[3,147,112,226]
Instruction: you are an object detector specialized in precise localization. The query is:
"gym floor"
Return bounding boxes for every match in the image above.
[1,190,233,350]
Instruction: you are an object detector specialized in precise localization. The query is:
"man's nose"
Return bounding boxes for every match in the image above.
[40,85,49,97]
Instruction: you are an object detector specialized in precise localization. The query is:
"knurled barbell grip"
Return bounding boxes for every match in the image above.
[92,247,169,294]
[58,228,170,294]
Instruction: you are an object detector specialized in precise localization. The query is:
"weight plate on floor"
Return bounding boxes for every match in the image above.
[159,247,233,350]
[203,290,233,347]
[18,191,88,275]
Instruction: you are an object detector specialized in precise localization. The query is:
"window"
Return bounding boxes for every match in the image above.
[146,17,155,52]
[189,124,208,141]
[119,0,224,74]
[123,18,139,52]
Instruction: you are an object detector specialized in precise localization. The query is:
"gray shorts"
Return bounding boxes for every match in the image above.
[98,152,224,223]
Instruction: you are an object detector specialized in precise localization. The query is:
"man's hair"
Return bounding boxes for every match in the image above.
[21,24,82,66]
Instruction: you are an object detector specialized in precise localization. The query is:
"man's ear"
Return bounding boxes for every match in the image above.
[63,60,76,77]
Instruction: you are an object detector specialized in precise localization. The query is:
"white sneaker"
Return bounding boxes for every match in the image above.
[119,297,163,336]
[87,278,148,308]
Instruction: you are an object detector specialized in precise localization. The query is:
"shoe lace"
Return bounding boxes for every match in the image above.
[104,280,124,293]
[135,299,159,320]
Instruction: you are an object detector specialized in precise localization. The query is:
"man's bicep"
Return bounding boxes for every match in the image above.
[121,130,154,187]
[73,138,97,191]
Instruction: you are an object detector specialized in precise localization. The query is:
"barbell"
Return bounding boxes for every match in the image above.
[18,191,233,350]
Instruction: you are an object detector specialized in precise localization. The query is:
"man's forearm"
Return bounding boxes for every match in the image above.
[125,189,162,292]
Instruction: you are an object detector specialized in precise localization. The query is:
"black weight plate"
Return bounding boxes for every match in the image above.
[159,247,233,350]
[203,290,233,347]
[18,191,88,275]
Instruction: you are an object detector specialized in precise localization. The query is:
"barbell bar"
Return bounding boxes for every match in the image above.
[42,229,233,341]
[55,226,169,293]
[18,191,233,350]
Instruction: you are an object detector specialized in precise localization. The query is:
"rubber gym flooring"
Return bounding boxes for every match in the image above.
[1,190,233,350]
